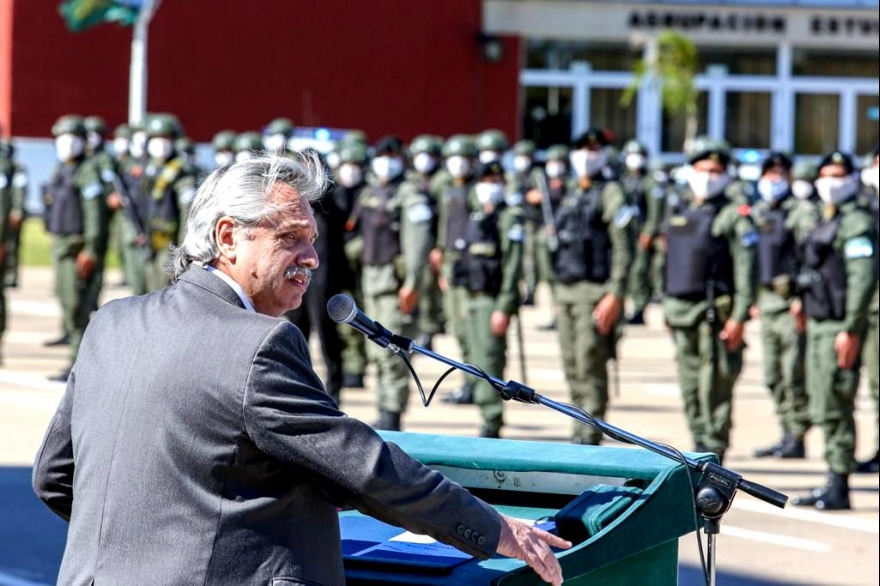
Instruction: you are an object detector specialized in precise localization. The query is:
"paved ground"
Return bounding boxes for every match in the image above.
[0,267,877,586]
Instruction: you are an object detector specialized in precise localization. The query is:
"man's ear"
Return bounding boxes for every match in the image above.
[215,217,237,261]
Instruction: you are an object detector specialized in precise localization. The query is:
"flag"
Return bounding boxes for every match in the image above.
[58,0,144,32]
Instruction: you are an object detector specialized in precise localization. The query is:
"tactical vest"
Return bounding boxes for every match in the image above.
[47,163,84,236]
[758,206,798,288]
[444,184,471,252]
[452,211,503,297]
[360,183,401,266]
[799,216,846,322]
[552,184,611,285]
[149,160,183,229]
[664,205,734,300]
[622,174,647,221]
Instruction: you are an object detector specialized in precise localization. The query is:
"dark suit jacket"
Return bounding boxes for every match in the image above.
[33,266,501,585]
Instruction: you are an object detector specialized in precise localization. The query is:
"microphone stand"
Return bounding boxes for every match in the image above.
[388,335,788,586]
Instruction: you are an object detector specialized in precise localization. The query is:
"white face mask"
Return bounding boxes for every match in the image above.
[112,137,129,157]
[625,154,647,172]
[861,166,879,192]
[55,134,85,162]
[476,182,505,206]
[570,149,607,178]
[214,151,234,168]
[371,156,403,181]
[546,161,566,179]
[513,155,531,174]
[263,133,287,154]
[688,171,730,200]
[130,132,147,158]
[792,180,815,200]
[446,156,470,179]
[479,151,501,164]
[816,175,860,205]
[325,151,341,171]
[757,178,790,203]
[236,150,255,162]
[86,131,103,150]
[337,163,363,188]
[148,137,174,161]
[413,152,437,174]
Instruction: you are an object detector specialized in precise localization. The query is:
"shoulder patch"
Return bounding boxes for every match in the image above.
[82,182,103,200]
[0,175,7,189]
[741,230,760,248]
[12,172,28,188]
[652,186,666,200]
[845,237,874,259]
[407,202,433,224]
[507,224,525,243]
[101,169,117,183]
[614,206,636,229]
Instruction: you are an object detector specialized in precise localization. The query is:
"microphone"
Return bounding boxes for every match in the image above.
[327,294,412,351]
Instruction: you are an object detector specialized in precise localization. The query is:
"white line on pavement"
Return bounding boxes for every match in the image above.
[524,368,565,382]
[8,300,59,318]
[0,570,52,586]
[734,498,879,534]
[646,384,680,397]
[0,391,63,412]
[0,371,66,394]
[722,525,831,552]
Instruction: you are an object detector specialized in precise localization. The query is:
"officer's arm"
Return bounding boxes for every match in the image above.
[839,218,877,334]
[174,173,198,241]
[11,165,28,216]
[729,210,759,323]
[401,188,434,291]
[79,164,109,259]
[642,178,663,237]
[603,183,635,300]
[495,210,525,316]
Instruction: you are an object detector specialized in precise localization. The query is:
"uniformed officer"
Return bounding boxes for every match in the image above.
[621,140,665,325]
[0,142,14,361]
[263,117,295,156]
[84,116,121,298]
[751,152,818,459]
[234,132,265,162]
[352,136,433,430]
[661,139,758,462]
[453,161,524,437]
[857,145,879,474]
[175,136,204,178]
[553,129,634,445]
[45,115,110,380]
[212,130,237,168]
[111,122,152,296]
[476,129,509,165]
[1,141,26,290]
[792,151,877,509]
[792,161,820,204]
[434,134,479,404]
[143,114,198,291]
[510,139,545,306]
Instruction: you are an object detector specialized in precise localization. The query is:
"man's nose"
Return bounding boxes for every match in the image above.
[300,243,319,270]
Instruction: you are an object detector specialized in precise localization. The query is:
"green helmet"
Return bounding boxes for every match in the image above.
[513,140,536,156]
[175,136,195,156]
[442,134,478,158]
[341,130,368,147]
[146,113,183,138]
[476,129,509,153]
[84,115,107,136]
[622,139,648,156]
[234,132,264,153]
[545,144,570,162]
[410,134,442,156]
[212,130,237,151]
[792,160,819,183]
[113,123,132,140]
[52,114,86,137]
[266,117,295,137]
[338,143,368,165]
[687,136,731,166]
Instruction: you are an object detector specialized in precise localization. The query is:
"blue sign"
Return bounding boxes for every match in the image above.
[868,106,880,122]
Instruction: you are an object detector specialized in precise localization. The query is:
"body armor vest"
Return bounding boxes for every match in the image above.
[799,216,847,321]
[552,184,611,285]
[360,183,401,266]
[664,205,734,300]
[149,160,183,230]
[622,174,647,221]
[758,206,798,288]
[452,212,503,297]
[444,184,471,252]
[47,163,84,236]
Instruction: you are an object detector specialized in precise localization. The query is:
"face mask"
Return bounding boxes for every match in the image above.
[371,156,403,181]
[479,151,501,164]
[757,178,790,203]
[513,155,531,174]
[130,132,147,158]
[236,150,255,162]
[446,156,470,179]
[112,138,129,157]
[337,163,363,188]
[476,182,505,206]
[264,133,287,154]
[792,180,814,200]
[86,131,103,150]
[148,137,174,161]
[861,166,879,192]
[413,152,437,174]
[688,171,729,200]
[325,151,341,170]
[571,149,607,178]
[816,175,859,206]
[505,191,524,207]
[214,151,234,168]
[625,154,647,172]
[546,161,566,179]
[55,134,84,161]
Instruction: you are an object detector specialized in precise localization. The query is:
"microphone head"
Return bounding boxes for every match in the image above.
[327,294,357,324]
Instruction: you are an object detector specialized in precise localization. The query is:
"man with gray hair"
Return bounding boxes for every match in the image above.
[32,155,569,585]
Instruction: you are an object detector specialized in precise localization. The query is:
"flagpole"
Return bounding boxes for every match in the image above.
[128,0,159,126]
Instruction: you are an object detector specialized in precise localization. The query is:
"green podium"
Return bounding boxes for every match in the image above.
[341,432,711,585]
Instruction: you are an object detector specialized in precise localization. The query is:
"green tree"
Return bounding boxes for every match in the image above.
[622,31,700,152]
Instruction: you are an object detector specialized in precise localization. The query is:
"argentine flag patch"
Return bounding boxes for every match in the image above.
[845,237,874,259]
[741,231,760,248]
[82,183,103,200]
[407,203,433,224]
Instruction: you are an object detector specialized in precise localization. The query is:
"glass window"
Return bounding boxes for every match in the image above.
[856,94,879,156]
[726,92,772,149]
[523,86,574,149]
[795,94,840,155]
[526,40,640,72]
[698,46,777,75]
[792,49,879,78]
[661,92,709,154]
[589,88,638,148]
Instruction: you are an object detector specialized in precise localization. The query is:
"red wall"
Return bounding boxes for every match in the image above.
[0,0,14,137]
[6,0,520,143]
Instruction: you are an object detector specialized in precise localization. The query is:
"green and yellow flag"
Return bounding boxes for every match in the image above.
[59,0,143,32]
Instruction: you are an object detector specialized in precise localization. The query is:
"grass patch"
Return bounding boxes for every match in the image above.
[20,217,122,269]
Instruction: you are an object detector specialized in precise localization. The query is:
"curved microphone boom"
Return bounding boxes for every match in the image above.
[327,294,413,352]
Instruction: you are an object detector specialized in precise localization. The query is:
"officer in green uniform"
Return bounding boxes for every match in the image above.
[509,139,544,306]
[621,140,664,325]
[234,132,265,162]
[406,134,445,350]
[1,141,26,289]
[476,130,509,166]
[352,136,433,431]
[434,135,479,404]
[751,152,818,459]
[552,129,634,445]
[84,116,121,299]
[263,117,295,156]
[45,115,110,380]
[111,123,152,296]
[792,161,820,204]
[212,130,237,169]
[144,114,198,291]
[661,139,758,462]
[175,136,204,179]
[857,145,879,474]
[453,161,524,437]
[792,151,877,509]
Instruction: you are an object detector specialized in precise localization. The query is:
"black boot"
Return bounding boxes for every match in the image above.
[442,381,475,405]
[538,318,557,332]
[43,333,70,347]
[522,290,536,307]
[753,438,785,458]
[372,410,401,432]
[342,373,365,389]
[792,472,851,510]
[48,366,72,383]
[478,426,501,439]
[628,310,646,326]
[855,452,880,474]
[777,435,806,459]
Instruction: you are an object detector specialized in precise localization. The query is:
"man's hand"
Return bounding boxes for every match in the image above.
[638,232,653,252]
[490,311,511,338]
[429,248,443,274]
[525,189,543,206]
[75,251,96,280]
[790,300,807,334]
[719,320,745,352]
[496,516,571,586]
[107,192,123,211]
[8,211,24,229]
[749,305,761,320]
[592,294,622,336]
[835,331,862,370]
[398,287,419,315]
